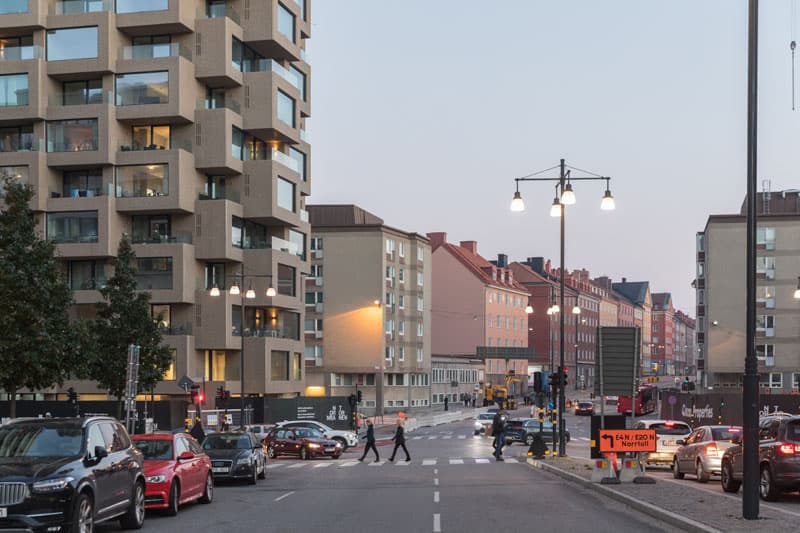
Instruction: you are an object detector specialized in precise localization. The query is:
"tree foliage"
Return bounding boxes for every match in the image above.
[0,177,81,417]
[86,236,172,401]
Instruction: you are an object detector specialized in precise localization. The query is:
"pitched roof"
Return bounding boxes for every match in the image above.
[308,204,383,226]
[612,281,650,306]
[440,243,527,292]
[651,292,672,310]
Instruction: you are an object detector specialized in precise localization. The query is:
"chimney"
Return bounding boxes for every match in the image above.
[496,253,508,268]
[525,257,544,274]
[426,232,447,249]
[459,240,478,255]
[621,277,627,283]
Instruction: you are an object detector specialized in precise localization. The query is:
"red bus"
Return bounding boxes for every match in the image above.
[617,385,657,416]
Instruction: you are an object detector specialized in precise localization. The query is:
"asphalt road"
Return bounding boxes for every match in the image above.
[95,410,682,533]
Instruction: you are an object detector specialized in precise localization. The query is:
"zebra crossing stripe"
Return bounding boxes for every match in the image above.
[412,436,423,440]
[286,463,305,469]
[504,458,519,463]
[428,436,436,440]
[368,461,385,466]
[475,458,490,464]
[395,461,411,466]
[442,436,452,440]
[458,435,466,439]
[449,458,464,465]
[266,464,283,469]
[340,461,359,467]
[313,462,333,468]
[422,459,437,466]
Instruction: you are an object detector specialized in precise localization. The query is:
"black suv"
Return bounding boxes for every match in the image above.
[202,432,265,484]
[0,416,145,532]
[721,413,800,501]
[504,418,570,446]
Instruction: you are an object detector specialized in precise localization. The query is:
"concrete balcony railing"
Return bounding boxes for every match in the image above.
[115,0,194,34]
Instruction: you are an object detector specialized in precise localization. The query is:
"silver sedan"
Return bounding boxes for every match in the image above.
[673,425,742,482]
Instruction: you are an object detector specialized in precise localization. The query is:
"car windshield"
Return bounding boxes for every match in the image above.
[294,428,323,439]
[203,434,251,450]
[0,424,82,458]
[651,423,691,436]
[578,402,593,408]
[710,427,742,441]
[478,414,494,420]
[133,439,173,460]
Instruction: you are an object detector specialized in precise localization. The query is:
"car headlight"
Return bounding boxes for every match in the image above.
[308,443,321,449]
[146,475,167,484]
[334,442,342,448]
[474,422,482,429]
[235,455,253,465]
[32,477,74,493]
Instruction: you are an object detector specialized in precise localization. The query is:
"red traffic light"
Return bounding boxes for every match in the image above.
[197,393,205,404]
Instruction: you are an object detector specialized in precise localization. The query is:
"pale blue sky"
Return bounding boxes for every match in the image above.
[308,1,800,313]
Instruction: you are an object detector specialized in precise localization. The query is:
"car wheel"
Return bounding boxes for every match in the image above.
[760,465,781,501]
[119,480,145,530]
[300,447,308,460]
[333,437,347,450]
[165,481,179,516]
[267,445,277,459]
[258,458,266,479]
[248,464,257,485]
[525,434,535,446]
[199,474,213,504]
[71,491,93,533]
[696,461,710,483]
[673,458,684,479]
[721,460,741,493]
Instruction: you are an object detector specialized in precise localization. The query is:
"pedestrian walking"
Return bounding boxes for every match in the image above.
[472,393,477,407]
[358,419,379,462]
[492,410,506,461]
[388,419,410,462]
[444,396,449,411]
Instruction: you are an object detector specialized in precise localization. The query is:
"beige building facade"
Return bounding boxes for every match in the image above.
[304,205,432,415]
[1,0,312,400]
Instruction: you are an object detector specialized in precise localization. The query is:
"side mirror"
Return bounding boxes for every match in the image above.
[676,440,685,446]
[177,451,194,461]
[94,446,108,460]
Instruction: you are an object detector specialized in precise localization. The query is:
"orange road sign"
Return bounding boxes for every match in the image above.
[599,429,657,452]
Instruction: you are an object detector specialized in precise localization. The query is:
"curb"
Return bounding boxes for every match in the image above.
[526,458,721,533]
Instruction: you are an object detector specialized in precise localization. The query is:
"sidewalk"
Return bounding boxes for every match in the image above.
[526,456,797,532]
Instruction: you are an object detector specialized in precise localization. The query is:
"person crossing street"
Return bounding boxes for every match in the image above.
[388,419,410,462]
[358,419,379,462]
[492,409,506,461]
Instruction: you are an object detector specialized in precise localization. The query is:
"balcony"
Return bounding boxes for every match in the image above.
[241,247,303,308]
[132,243,195,303]
[46,198,120,259]
[240,0,303,62]
[194,290,242,350]
[0,1,45,30]
[116,0,194,35]
[194,16,243,88]
[45,114,114,168]
[45,14,115,78]
[0,148,49,211]
[241,159,305,226]
[115,149,198,214]
[244,336,305,396]
[0,64,45,125]
[48,0,112,15]
[194,199,244,262]
[240,69,301,143]
[193,108,243,174]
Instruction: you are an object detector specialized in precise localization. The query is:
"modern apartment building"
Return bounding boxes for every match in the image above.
[697,190,800,391]
[304,205,432,415]
[0,0,312,400]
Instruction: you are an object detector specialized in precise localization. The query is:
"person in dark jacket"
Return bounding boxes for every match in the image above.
[388,419,410,462]
[492,410,506,461]
[358,419,379,462]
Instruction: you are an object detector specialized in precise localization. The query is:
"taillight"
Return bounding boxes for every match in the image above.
[778,443,800,455]
[704,444,718,456]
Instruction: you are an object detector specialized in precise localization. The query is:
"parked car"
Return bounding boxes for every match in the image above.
[721,413,800,500]
[276,420,359,449]
[132,432,213,515]
[632,419,692,467]
[672,425,742,482]
[202,432,265,485]
[264,427,343,460]
[504,418,570,445]
[0,416,145,532]
[574,401,594,416]
[244,424,275,443]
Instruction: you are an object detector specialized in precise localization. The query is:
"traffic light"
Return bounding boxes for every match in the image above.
[550,369,561,388]
[348,393,357,406]
[356,390,362,403]
[562,367,569,387]
[67,387,78,404]
[533,371,543,393]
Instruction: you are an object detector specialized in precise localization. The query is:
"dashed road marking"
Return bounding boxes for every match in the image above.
[449,458,464,465]
[274,491,294,502]
[434,491,439,503]
[422,459,437,466]
[433,513,441,532]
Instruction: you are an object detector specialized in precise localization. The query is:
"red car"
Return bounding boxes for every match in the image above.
[264,426,343,460]
[131,432,214,515]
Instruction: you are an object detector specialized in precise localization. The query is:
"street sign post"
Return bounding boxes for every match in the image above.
[177,375,194,392]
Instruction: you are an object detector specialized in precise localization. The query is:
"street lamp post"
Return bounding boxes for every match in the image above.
[210,272,276,427]
[510,158,614,456]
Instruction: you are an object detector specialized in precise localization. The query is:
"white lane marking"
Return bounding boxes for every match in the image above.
[340,461,359,467]
[504,458,519,463]
[266,464,283,469]
[412,436,423,440]
[434,468,438,474]
[434,491,440,503]
[274,491,294,502]
[286,463,305,469]
[313,462,332,468]
[422,459,437,466]
[396,461,411,466]
[428,436,437,440]
[458,435,466,439]
[368,461,386,466]
[475,458,490,464]
[449,458,464,465]
[579,437,591,441]
[434,478,439,486]
[433,513,441,533]
[442,436,452,440]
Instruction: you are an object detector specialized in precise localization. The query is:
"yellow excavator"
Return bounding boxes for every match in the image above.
[483,370,522,410]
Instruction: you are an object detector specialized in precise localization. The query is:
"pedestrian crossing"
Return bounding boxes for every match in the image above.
[264,457,522,470]
[410,434,473,440]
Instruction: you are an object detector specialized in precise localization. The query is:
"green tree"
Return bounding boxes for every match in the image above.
[0,177,80,418]
[87,235,172,415]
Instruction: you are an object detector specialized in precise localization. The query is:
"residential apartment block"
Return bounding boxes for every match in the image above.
[697,190,800,391]
[0,0,312,400]
[651,293,675,375]
[304,205,431,415]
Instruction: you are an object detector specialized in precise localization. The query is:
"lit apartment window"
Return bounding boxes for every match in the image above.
[277,2,296,42]
[115,164,168,198]
[130,125,170,151]
[115,72,169,106]
[47,119,98,152]
[0,74,28,107]
[46,27,98,61]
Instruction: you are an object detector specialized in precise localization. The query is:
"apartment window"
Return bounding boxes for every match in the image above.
[231,37,265,72]
[0,166,28,197]
[304,345,323,363]
[513,317,517,330]
[135,257,173,290]
[757,227,776,250]
[756,315,775,335]
[417,297,423,312]
[697,263,705,279]
[0,74,28,107]
[231,126,245,160]
[131,215,170,243]
[277,263,295,296]
[47,119,98,152]
[487,314,493,328]
[115,72,168,106]
[62,169,103,198]
[129,35,171,59]
[0,0,27,14]
[68,260,107,290]
[277,2,296,42]
[277,90,295,128]
[150,304,171,330]
[768,373,783,389]
[385,346,394,360]
[398,294,405,309]
[385,319,394,336]
[115,164,168,198]
[289,147,306,181]
[398,242,405,258]
[310,237,323,251]
[757,286,775,308]
[304,318,322,332]
[417,272,423,287]
[398,321,405,336]
[386,373,405,386]
[47,27,98,61]
[204,263,225,290]
[290,65,306,100]
[289,229,306,260]
[417,347,423,362]
[271,351,290,381]
[277,176,295,212]
[697,289,705,305]
[116,0,168,13]
[0,36,34,61]
[398,268,404,283]
[47,211,98,243]
[386,239,395,254]
[417,246,424,262]
[62,80,103,105]
[756,344,774,364]
[130,125,170,151]
[0,126,33,152]
[488,292,493,304]
[399,346,405,361]
[310,264,323,278]
[231,216,267,249]
[495,315,501,328]
[305,291,323,304]
[756,256,776,279]
[205,350,226,381]
[793,373,800,390]
[417,323,423,337]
